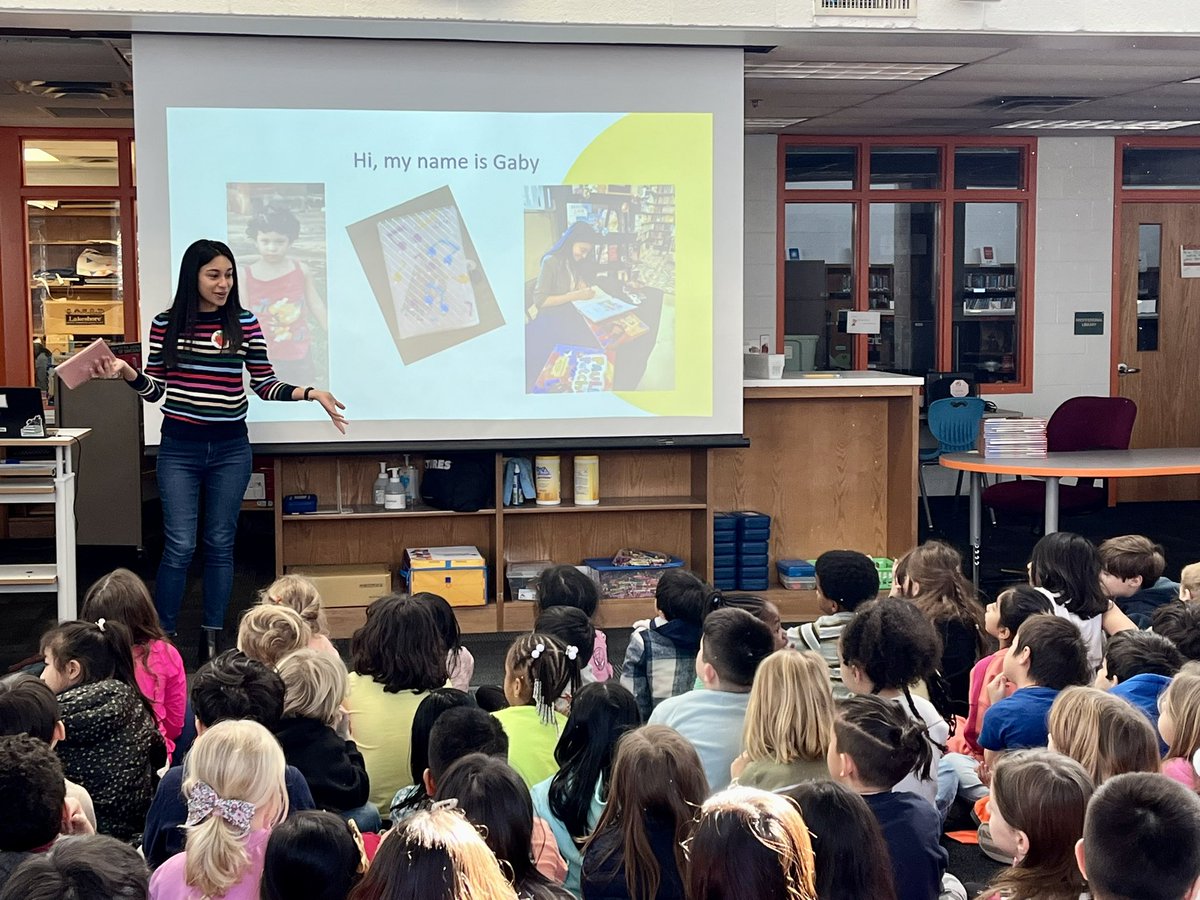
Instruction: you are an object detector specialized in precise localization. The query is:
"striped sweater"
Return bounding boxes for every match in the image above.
[129,310,300,440]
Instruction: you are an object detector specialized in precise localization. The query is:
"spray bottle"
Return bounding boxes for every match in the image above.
[373,462,389,508]
[384,467,406,510]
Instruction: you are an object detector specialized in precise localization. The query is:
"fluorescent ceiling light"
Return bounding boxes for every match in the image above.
[22,147,59,163]
[745,118,809,129]
[1182,77,1200,84]
[995,119,1200,130]
[745,61,961,81]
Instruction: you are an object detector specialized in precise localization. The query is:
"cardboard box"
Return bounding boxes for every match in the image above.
[42,300,124,336]
[403,546,488,607]
[284,564,392,608]
[242,457,275,507]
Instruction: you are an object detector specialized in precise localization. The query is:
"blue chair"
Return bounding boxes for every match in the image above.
[919,397,986,530]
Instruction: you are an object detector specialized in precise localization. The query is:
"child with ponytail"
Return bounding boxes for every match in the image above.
[491,633,576,787]
[149,719,288,899]
[40,618,164,842]
[827,693,953,900]
[82,568,187,761]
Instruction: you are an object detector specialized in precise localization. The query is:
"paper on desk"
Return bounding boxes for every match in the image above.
[572,290,637,323]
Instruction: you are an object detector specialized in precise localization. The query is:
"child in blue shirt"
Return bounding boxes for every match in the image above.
[979,614,1090,767]
[1096,628,1183,754]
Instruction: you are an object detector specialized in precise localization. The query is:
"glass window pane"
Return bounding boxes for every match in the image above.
[954,147,1023,190]
[784,146,857,190]
[783,203,856,370]
[22,139,119,187]
[869,203,939,374]
[952,202,1021,383]
[870,147,942,190]
[1123,147,1200,190]
[1137,224,1161,351]
[28,200,125,365]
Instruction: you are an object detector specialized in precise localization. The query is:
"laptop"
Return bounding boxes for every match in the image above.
[0,387,50,439]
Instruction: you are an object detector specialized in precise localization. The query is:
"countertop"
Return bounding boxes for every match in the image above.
[743,371,924,388]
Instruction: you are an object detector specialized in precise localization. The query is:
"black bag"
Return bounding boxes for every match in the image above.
[420,453,494,512]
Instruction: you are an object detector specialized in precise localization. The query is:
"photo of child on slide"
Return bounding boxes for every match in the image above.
[227,183,329,388]
[347,186,501,365]
[524,184,676,394]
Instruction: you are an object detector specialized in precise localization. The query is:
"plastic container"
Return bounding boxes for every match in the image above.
[779,573,817,591]
[583,555,685,600]
[506,560,553,601]
[535,455,561,506]
[384,467,406,510]
[744,352,785,380]
[777,559,816,578]
[574,455,600,506]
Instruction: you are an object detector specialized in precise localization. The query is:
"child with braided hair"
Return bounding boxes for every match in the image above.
[491,633,575,787]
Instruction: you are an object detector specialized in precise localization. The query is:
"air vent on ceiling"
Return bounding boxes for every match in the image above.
[815,0,916,16]
[972,96,1097,114]
[44,107,118,119]
[14,81,131,101]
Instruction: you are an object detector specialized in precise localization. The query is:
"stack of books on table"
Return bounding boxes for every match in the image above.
[978,417,1049,459]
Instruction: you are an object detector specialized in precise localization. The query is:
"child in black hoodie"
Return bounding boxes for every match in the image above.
[274,649,372,826]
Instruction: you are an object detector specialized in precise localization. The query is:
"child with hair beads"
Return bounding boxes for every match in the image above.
[348,805,518,900]
[1028,532,1137,672]
[826,694,956,900]
[260,574,337,656]
[786,780,897,900]
[535,606,594,714]
[261,811,363,900]
[413,593,475,692]
[788,549,880,698]
[730,649,833,791]
[435,754,574,900]
[274,650,372,827]
[346,595,448,811]
[148,719,288,900]
[621,569,713,721]
[532,681,641,895]
[838,598,950,809]
[39,619,164,842]
[980,749,1093,900]
[581,725,708,900]
[894,541,986,715]
[1047,686,1160,784]
[686,787,818,900]
[492,633,575,787]
[1160,672,1200,790]
[82,568,186,761]
[535,565,612,683]
[236,605,311,669]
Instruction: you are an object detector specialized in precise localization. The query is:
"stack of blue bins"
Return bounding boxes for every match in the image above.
[713,511,771,591]
[713,514,738,591]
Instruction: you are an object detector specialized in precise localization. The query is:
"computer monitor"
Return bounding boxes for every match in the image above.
[924,371,978,410]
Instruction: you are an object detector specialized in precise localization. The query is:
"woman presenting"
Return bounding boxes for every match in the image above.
[530,221,600,313]
[98,239,346,660]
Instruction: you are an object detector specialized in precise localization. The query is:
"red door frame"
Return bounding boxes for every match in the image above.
[776,135,1037,393]
[0,127,137,386]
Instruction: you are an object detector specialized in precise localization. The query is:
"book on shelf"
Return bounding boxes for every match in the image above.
[977,417,1049,458]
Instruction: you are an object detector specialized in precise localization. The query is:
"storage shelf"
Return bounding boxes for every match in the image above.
[504,496,706,514]
[0,564,58,590]
[283,506,496,521]
[0,464,55,478]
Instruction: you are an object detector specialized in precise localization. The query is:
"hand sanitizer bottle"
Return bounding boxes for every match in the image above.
[385,467,406,510]
[401,454,418,507]
[373,462,389,508]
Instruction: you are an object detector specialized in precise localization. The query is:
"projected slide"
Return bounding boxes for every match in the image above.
[162,107,714,433]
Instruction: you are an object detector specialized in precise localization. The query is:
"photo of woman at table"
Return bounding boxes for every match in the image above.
[529,221,601,316]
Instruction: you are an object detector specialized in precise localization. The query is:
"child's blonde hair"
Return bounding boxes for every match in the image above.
[1048,686,1160,784]
[260,574,329,638]
[1182,563,1200,603]
[742,649,833,766]
[277,649,347,728]
[183,719,287,899]
[237,605,311,669]
[1162,673,1200,762]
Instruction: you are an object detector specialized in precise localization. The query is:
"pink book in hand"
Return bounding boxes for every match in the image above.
[56,339,117,390]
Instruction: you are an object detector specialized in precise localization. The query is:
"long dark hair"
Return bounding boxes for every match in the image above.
[350,595,447,694]
[409,689,474,786]
[435,754,571,900]
[785,781,897,900]
[413,593,464,673]
[81,568,169,663]
[541,222,599,263]
[261,810,362,900]
[896,541,986,656]
[162,239,244,368]
[1028,532,1109,618]
[549,682,641,840]
[39,619,158,724]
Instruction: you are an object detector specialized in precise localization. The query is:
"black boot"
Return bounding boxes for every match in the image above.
[198,628,220,666]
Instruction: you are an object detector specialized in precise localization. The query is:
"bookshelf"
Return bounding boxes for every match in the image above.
[953,263,1019,382]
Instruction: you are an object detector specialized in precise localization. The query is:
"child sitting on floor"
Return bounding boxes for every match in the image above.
[1096,628,1183,751]
[535,565,611,683]
[412,592,475,693]
[1047,686,1160,784]
[1159,672,1200,790]
[260,574,338,656]
[237,605,311,669]
[1152,602,1200,663]
[1182,562,1200,604]
[492,634,575,787]
[1098,534,1180,628]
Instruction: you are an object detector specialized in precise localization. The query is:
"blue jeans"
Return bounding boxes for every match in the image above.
[155,434,253,632]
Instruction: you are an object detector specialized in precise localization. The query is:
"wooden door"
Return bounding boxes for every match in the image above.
[1117,203,1200,501]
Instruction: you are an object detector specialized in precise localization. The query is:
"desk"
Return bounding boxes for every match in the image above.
[941,448,1200,587]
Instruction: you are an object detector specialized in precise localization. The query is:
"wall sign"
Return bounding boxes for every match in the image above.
[1182,246,1200,278]
[1074,311,1105,335]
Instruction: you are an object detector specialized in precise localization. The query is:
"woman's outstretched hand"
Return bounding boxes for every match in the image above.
[311,389,348,433]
